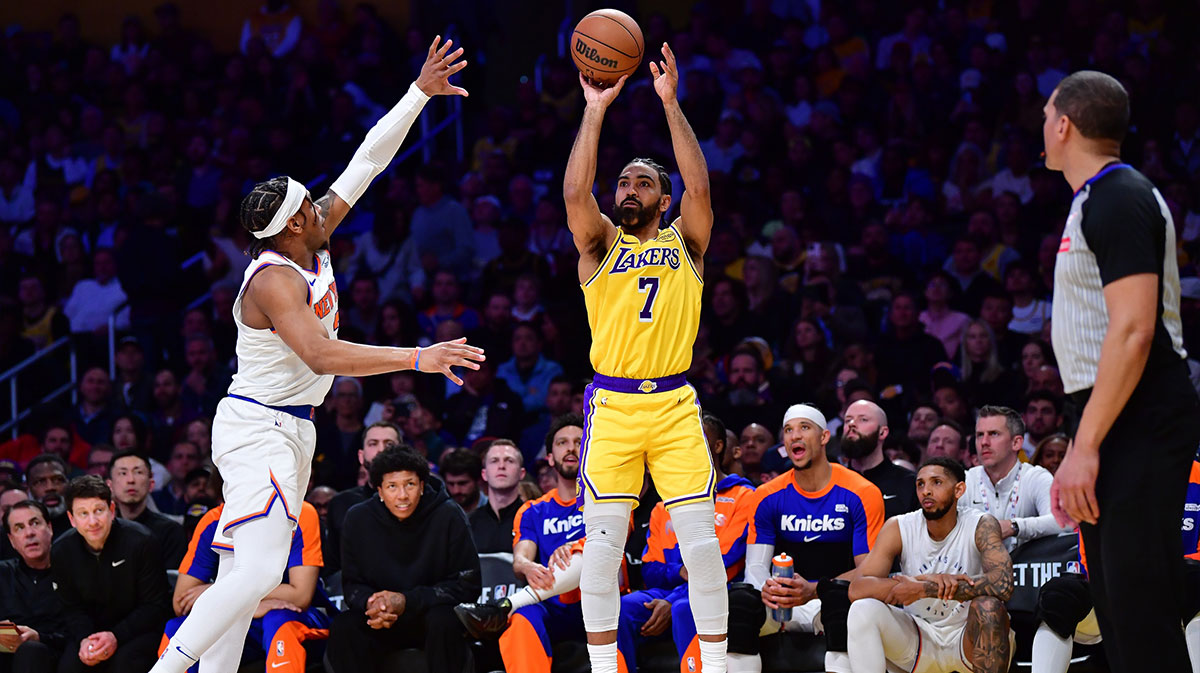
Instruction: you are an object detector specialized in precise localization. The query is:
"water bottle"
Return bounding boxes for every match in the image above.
[770,552,794,623]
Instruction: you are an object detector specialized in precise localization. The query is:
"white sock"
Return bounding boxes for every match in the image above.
[508,586,542,611]
[699,638,727,673]
[1031,623,1073,673]
[150,642,198,673]
[587,642,619,673]
[727,652,762,673]
[1186,614,1200,673]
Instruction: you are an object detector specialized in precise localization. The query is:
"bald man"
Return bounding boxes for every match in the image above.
[841,400,919,520]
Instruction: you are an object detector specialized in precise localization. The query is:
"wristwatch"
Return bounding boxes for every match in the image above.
[1011,520,1021,537]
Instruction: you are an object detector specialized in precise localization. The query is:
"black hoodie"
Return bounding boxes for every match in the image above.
[341,475,481,616]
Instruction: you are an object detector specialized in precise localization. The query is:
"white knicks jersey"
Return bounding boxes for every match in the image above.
[897,507,984,631]
[227,248,338,407]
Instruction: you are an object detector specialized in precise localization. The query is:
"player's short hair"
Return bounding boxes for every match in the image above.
[108,448,151,474]
[544,413,585,457]
[3,499,49,534]
[1024,390,1063,415]
[702,413,726,442]
[976,405,1026,437]
[439,448,482,478]
[1052,70,1130,144]
[65,475,112,511]
[483,439,521,463]
[918,456,966,483]
[364,421,403,444]
[626,157,672,200]
[240,176,293,258]
[369,445,429,487]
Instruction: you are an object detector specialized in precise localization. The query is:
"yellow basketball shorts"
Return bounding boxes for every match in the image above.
[579,373,715,510]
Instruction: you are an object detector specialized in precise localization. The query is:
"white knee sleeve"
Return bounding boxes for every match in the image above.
[670,501,729,635]
[579,498,631,633]
[1186,613,1200,673]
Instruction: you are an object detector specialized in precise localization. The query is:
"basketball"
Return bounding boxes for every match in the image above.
[570,9,644,86]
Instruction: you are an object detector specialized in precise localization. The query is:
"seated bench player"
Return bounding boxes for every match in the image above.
[160,499,331,673]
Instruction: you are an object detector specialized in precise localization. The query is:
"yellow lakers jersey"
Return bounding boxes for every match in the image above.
[581,223,703,379]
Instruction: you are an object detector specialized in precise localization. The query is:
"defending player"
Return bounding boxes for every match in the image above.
[563,41,729,673]
[159,501,331,673]
[151,37,484,673]
[846,458,1015,673]
[618,413,756,672]
[730,404,884,673]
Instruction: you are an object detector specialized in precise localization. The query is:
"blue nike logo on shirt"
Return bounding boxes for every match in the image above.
[308,277,316,286]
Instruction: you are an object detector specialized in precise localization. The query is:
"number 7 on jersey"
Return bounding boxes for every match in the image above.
[638,277,659,322]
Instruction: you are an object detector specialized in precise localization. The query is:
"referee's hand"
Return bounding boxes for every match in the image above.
[1052,443,1100,527]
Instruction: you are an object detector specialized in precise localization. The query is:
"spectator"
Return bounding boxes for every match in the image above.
[84,445,114,478]
[1019,339,1055,392]
[1028,364,1065,398]
[841,400,919,520]
[314,377,366,490]
[105,450,185,569]
[183,418,212,463]
[0,156,35,227]
[443,358,524,448]
[943,236,1003,315]
[0,500,68,673]
[497,322,564,417]
[110,414,169,487]
[151,441,201,516]
[52,476,171,673]
[468,439,527,554]
[959,319,1020,408]
[707,345,788,435]
[327,446,480,673]
[62,248,130,335]
[164,500,329,673]
[439,448,485,514]
[417,270,481,339]
[147,368,199,454]
[961,406,1066,552]
[467,291,515,365]
[69,367,119,447]
[112,337,151,412]
[979,290,1022,368]
[1022,391,1064,455]
[924,419,967,465]
[510,274,544,324]
[410,165,475,275]
[325,421,402,576]
[1032,433,1069,476]
[874,292,947,395]
[481,219,550,298]
[1005,261,1051,336]
[737,423,775,485]
[905,403,939,455]
[23,455,71,540]
[180,335,232,418]
[342,276,381,339]
[919,271,970,359]
[240,0,302,58]
[17,275,67,352]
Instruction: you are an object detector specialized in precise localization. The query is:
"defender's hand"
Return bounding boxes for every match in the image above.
[416,36,468,97]
[415,337,485,386]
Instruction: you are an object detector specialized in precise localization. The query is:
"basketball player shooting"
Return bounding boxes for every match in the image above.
[563,42,729,673]
[151,36,483,673]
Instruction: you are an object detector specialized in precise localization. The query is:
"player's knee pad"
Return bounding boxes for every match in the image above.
[846,597,888,634]
[670,502,728,635]
[728,584,766,655]
[1036,573,1092,639]
[816,578,851,652]
[580,499,631,632]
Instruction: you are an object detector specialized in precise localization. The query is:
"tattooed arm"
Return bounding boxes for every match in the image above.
[919,514,1014,602]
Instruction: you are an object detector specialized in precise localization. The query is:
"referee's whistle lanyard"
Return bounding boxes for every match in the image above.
[1072,162,1131,198]
[980,462,1022,521]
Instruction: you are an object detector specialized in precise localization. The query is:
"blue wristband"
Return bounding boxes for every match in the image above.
[414,347,422,371]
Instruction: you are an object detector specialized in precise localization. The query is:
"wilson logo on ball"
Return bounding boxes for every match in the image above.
[575,39,618,68]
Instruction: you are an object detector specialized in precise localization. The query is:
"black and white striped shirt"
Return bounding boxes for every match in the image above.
[1051,163,1188,394]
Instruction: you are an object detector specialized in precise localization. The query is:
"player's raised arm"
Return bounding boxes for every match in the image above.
[245,265,483,383]
[321,35,468,239]
[650,42,712,258]
[563,74,626,266]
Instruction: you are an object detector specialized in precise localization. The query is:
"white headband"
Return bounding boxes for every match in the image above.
[782,404,827,431]
[253,177,307,239]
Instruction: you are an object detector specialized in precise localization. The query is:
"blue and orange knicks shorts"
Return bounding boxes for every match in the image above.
[580,373,715,510]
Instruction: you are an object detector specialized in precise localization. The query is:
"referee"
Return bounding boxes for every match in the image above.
[1046,70,1200,672]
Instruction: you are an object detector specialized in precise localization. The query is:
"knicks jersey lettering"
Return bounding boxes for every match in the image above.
[513,489,584,606]
[582,225,702,379]
[312,280,340,330]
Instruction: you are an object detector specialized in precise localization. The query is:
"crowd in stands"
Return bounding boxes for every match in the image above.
[0,0,1199,671]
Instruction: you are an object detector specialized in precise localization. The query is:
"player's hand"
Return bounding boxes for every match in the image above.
[416,337,485,386]
[762,575,816,609]
[524,563,556,592]
[641,599,672,636]
[549,543,575,572]
[885,576,929,606]
[580,73,628,108]
[649,42,679,102]
[1052,442,1099,527]
[914,574,972,601]
[254,598,302,619]
[415,35,469,97]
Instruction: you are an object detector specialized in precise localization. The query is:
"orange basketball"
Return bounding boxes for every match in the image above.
[570,9,644,86]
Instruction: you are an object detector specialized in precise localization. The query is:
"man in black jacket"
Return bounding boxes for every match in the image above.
[105,450,185,569]
[51,476,171,673]
[327,446,481,673]
[324,421,401,576]
[0,500,67,673]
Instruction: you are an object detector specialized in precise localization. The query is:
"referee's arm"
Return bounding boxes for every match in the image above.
[1054,273,1158,526]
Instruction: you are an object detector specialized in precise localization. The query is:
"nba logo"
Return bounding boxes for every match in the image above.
[686,656,696,672]
[1066,561,1081,574]
[275,640,285,657]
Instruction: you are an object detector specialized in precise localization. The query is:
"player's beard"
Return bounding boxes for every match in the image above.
[612,197,659,233]
[556,457,579,481]
[840,429,879,460]
[921,499,955,521]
